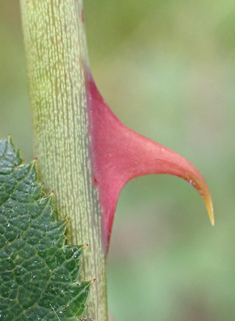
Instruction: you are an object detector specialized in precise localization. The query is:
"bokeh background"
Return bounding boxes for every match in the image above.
[0,1,235,320]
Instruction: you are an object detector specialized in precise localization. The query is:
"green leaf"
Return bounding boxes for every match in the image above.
[0,137,92,321]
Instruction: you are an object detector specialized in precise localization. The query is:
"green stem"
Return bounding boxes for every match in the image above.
[20,1,108,320]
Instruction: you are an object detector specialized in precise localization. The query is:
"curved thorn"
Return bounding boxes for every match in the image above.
[86,71,214,253]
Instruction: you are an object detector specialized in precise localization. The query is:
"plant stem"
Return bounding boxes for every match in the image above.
[20,1,108,319]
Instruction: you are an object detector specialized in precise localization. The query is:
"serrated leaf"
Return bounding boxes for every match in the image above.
[0,137,91,321]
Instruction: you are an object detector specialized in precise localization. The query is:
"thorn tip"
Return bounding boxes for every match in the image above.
[201,191,214,226]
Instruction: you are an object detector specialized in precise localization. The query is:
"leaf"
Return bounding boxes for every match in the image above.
[0,137,92,321]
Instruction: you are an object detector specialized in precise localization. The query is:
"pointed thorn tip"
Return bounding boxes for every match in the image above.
[204,195,214,226]
[210,211,215,226]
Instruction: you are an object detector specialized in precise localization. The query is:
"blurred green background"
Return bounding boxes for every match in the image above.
[0,1,235,320]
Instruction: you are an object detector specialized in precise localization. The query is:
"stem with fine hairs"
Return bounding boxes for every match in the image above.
[20,1,108,320]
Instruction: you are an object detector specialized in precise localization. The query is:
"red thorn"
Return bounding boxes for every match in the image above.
[14,163,17,167]
[35,157,38,161]
[92,279,96,283]
[51,190,54,194]
[67,217,70,221]
[22,159,25,162]
[86,71,214,255]
[86,243,89,247]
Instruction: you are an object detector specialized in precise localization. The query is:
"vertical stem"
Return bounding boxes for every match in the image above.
[20,1,108,320]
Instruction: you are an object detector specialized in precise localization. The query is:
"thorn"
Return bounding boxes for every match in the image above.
[86,71,215,254]
[92,278,96,283]
[86,243,89,247]
[14,163,17,167]
[35,157,38,161]
[205,194,214,226]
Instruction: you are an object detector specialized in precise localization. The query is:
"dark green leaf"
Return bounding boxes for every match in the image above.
[0,137,91,321]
